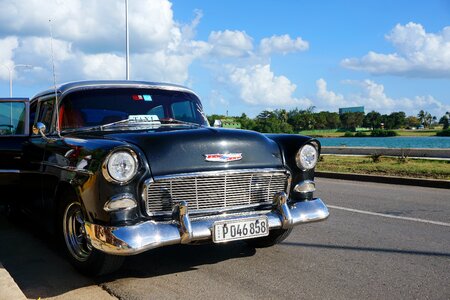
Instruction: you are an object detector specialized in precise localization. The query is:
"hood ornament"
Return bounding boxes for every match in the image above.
[204,153,242,163]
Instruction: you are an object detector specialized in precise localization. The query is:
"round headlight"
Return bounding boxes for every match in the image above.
[104,150,138,183]
[295,144,319,170]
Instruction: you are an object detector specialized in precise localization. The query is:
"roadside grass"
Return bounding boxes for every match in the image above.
[394,129,440,137]
[299,129,439,137]
[299,130,345,137]
[317,155,450,180]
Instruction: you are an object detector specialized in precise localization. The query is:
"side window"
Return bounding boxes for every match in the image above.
[171,101,196,122]
[38,99,55,132]
[0,101,27,135]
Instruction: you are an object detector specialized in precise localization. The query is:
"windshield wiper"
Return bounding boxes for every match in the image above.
[159,118,203,127]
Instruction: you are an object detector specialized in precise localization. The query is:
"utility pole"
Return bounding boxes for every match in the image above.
[125,0,130,80]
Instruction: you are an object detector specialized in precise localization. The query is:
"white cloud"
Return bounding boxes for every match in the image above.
[18,37,74,62]
[342,22,450,77]
[351,80,396,110]
[82,53,125,79]
[0,0,313,111]
[316,78,348,107]
[227,64,312,107]
[315,78,450,116]
[0,36,19,80]
[208,30,253,57]
[260,34,309,55]
[0,0,208,84]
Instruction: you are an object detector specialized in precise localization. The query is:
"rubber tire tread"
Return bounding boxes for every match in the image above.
[58,193,125,276]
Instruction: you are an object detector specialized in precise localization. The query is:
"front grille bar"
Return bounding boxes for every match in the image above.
[143,168,290,216]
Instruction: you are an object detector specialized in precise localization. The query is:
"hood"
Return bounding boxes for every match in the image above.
[102,127,283,177]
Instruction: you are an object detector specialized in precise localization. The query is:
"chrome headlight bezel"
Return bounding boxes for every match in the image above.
[102,149,139,184]
[295,143,319,171]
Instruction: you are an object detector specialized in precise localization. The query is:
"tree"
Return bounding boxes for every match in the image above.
[390,112,406,129]
[439,112,450,129]
[287,106,315,132]
[424,113,433,127]
[254,110,293,133]
[382,111,406,129]
[325,112,341,129]
[313,112,327,129]
[405,116,420,128]
[236,113,256,130]
[340,112,364,131]
[207,114,226,126]
[417,110,426,125]
[363,111,382,130]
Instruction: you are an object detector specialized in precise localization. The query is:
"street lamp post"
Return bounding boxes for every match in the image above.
[1,64,33,97]
[125,0,130,80]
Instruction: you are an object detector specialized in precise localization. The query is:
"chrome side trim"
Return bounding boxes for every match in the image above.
[84,198,329,256]
[42,162,93,175]
[0,169,21,174]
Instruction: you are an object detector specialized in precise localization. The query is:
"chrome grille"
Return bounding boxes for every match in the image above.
[144,169,289,216]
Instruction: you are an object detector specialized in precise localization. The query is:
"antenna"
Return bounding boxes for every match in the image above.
[49,19,61,137]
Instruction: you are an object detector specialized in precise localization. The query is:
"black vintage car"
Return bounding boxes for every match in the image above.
[0,81,328,275]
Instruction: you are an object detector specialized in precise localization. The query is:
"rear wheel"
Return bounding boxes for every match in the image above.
[245,228,292,248]
[59,194,124,276]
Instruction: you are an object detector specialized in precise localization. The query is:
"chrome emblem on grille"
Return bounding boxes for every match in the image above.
[204,153,242,162]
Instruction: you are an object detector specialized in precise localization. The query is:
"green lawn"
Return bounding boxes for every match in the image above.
[317,155,450,180]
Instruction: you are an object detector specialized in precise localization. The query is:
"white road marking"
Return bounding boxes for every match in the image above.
[328,205,450,227]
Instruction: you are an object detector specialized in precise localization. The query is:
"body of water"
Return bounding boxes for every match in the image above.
[317,136,450,149]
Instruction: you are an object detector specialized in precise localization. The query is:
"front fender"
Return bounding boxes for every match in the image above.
[44,136,149,226]
[265,134,320,200]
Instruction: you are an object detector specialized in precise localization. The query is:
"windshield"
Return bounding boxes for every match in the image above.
[58,88,209,131]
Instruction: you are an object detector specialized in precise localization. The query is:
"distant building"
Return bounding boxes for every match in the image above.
[339,106,365,115]
[213,118,241,129]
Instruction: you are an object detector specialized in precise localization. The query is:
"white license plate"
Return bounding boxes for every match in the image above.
[213,216,269,243]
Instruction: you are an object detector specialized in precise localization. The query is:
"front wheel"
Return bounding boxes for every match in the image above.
[59,196,124,276]
[245,228,293,248]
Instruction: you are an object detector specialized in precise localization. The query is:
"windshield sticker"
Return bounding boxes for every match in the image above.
[132,95,143,101]
[143,95,152,101]
[128,115,161,123]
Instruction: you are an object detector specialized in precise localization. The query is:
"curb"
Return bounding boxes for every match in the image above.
[0,262,26,300]
[315,171,450,189]
[321,146,450,159]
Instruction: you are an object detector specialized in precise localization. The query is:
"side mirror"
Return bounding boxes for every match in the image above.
[32,122,47,136]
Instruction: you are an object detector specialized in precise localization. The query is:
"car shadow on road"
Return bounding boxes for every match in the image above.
[98,241,256,282]
[281,242,450,258]
[0,214,256,299]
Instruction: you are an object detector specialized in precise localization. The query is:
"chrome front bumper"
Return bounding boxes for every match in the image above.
[84,194,329,256]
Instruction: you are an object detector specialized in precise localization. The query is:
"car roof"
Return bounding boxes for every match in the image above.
[32,80,196,100]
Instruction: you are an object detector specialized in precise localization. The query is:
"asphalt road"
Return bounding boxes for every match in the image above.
[0,178,449,300]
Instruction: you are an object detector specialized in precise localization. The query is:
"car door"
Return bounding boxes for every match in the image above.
[0,98,30,202]
[21,95,55,214]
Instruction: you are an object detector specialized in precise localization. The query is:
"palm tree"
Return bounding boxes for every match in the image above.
[417,110,426,126]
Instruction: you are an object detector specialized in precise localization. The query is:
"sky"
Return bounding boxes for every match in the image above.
[0,0,449,118]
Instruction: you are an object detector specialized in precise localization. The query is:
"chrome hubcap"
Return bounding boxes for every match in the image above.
[63,202,92,262]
